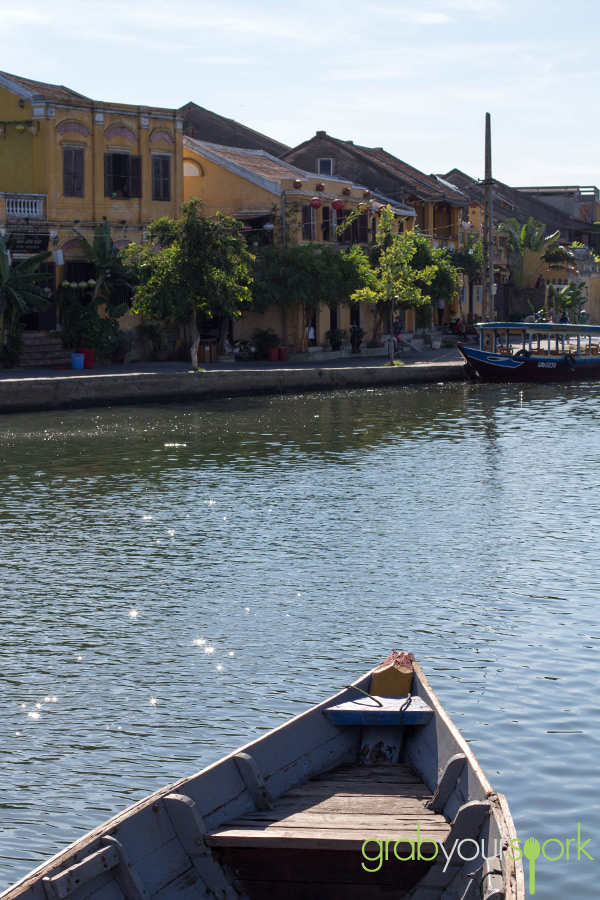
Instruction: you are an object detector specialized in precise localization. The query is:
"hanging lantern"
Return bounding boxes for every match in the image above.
[332,199,345,212]
[343,187,352,196]
[376,204,385,215]
[78,281,88,290]
[316,183,325,192]
[243,223,252,232]
[15,123,25,133]
[363,189,372,198]
[69,282,79,289]
[359,204,371,216]
[87,279,96,287]
[310,197,322,209]
[61,280,71,288]
[293,179,302,189]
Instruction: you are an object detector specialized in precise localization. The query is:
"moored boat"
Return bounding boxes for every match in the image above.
[459,322,600,381]
[1,653,524,900]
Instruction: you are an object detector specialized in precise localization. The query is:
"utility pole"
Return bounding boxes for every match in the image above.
[482,113,494,321]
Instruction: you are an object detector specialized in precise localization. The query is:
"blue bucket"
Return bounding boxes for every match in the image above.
[71,353,85,370]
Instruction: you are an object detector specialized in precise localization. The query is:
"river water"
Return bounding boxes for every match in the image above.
[1,382,599,898]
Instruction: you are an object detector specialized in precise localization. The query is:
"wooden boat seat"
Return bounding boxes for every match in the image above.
[207,764,451,899]
[323,695,433,726]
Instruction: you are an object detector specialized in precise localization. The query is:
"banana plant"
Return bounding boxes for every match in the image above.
[547,281,587,314]
[500,217,574,289]
[0,234,51,362]
[74,222,135,318]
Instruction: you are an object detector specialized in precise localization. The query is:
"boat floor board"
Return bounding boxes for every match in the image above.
[206,764,450,852]
[220,847,432,888]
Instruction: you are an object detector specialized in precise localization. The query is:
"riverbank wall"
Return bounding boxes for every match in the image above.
[0,361,467,414]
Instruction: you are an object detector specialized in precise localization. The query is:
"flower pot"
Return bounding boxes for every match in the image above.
[76,347,95,369]
[278,347,289,362]
[267,348,279,361]
[71,353,85,370]
[330,342,342,351]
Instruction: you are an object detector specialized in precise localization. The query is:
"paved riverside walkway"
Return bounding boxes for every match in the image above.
[0,346,468,414]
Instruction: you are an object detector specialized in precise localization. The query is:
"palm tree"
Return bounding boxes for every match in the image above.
[0,234,50,362]
[500,217,574,289]
[75,222,134,317]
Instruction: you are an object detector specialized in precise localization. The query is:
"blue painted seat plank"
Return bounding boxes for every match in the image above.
[323,695,433,726]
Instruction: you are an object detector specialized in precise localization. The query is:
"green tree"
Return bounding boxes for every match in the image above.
[500,217,574,289]
[252,242,373,350]
[122,199,254,369]
[0,234,50,363]
[451,236,483,282]
[351,207,457,342]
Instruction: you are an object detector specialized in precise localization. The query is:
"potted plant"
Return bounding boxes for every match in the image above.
[349,324,366,353]
[325,328,348,351]
[252,327,281,360]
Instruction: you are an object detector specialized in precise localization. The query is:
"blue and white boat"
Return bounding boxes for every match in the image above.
[459,322,600,381]
[0,653,523,900]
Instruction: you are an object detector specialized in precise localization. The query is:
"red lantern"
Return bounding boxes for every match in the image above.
[316,183,325,192]
[343,187,351,196]
[376,204,385,215]
[310,197,322,209]
[360,204,371,216]
[293,179,302,189]
[332,199,345,212]
[363,189,372,198]
[242,223,252,232]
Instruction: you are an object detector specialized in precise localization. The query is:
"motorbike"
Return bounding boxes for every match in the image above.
[233,340,257,362]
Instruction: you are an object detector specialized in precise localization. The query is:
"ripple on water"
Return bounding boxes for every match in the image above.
[0,383,599,898]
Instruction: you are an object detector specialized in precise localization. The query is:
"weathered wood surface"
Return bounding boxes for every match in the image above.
[233,753,272,811]
[427,753,467,813]
[206,764,450,851]
[324,695,433,726]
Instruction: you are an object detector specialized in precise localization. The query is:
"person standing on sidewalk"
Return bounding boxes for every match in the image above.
[437,297,445,326]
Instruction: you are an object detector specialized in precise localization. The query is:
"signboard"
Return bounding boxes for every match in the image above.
[8,233,50,253]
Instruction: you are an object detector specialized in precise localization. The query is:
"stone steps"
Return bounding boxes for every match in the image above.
[20,332,73,368]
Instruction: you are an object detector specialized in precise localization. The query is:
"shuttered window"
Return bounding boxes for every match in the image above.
[301,205,315,240]
[63,147,84,197]
[152,155,171,201]
[104,154,142,198]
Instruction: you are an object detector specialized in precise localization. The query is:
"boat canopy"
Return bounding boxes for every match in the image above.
[475,322,600,336]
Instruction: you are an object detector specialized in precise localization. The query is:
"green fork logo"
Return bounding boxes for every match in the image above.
[509,824,594,895]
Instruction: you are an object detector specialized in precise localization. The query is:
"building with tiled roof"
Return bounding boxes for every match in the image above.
[183,137,416,349]
[282,131,465,252]
[441,168,590,242]
[181,101,289,157]
[0,70,184,340]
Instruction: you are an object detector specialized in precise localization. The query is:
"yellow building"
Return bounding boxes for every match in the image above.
[183,137,416,348]
[0,70,183,332]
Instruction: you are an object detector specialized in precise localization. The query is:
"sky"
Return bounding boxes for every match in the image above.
[2,0,599,187]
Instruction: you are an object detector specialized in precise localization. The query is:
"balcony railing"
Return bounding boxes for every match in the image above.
[2,194,46,219]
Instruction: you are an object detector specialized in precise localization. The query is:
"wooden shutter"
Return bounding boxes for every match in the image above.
[302,205,312,240]
[63,148,84,197]
[129,156,142,198]
[322,206,331,241]
[104,154,113,196]
[357,212,369,243]
[152,156,171,201]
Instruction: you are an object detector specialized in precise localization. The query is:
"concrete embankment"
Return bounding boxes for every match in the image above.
[0,361,467,414]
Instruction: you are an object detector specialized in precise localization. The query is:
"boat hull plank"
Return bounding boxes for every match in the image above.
[149,868,213,900]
